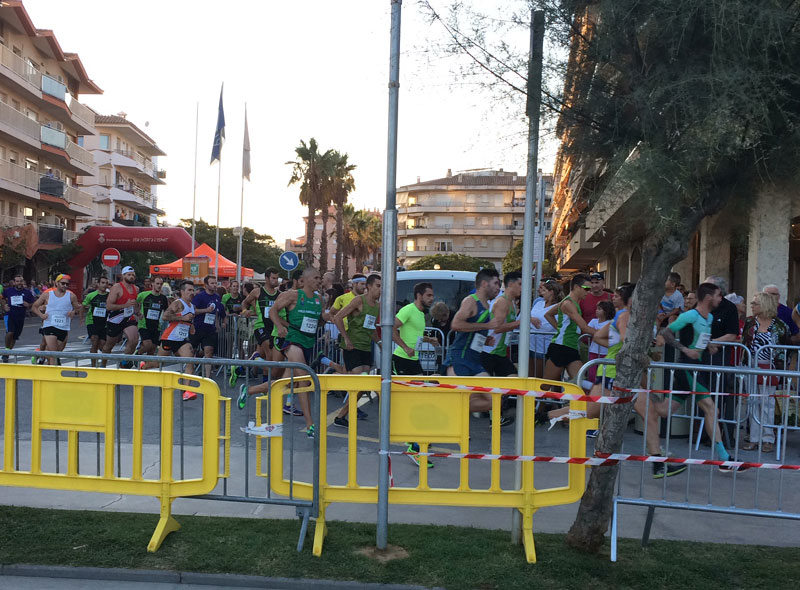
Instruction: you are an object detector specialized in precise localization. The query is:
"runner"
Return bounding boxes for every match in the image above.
[445,268,505,418]
[82,276,110,365]
[139,280,198,400]
[480,271,522,377]
[237,267,325,438]
[102,266,140,367]
[654,282,744,473]
[2,274,35,361]
[191,275,225,379]
[136,276,169,357]
[222,280,244,315]
[331,273,381,428]
[238,267,281,369]
[31,273,81,365]
[543,274,597,382]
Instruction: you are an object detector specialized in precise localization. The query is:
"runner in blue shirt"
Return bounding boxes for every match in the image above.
[3,274,35,361]
[191,275,225,379]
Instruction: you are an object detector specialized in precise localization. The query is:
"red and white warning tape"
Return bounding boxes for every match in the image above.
[393,380,633,404]
[613,385,799,399]
[379,449,800,471]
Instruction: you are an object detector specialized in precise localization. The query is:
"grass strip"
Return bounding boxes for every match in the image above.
[0,505,797,589]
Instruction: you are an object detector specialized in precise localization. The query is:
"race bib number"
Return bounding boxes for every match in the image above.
[363,314,377,330]
[51,314,68,329]
[470,333,487,353]
[695,332,711,350]
[267,300,274,308]
[300,316,318,333]
[123,306,134,318]
[10,295,23,306]
[204,312,216,325]
[93,307,107,318]
[146,309,161,321]
[173,323,190,340]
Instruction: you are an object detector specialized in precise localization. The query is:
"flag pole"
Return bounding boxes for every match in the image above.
[215,158,221,277]
[191,101,198,250]
[236,103,247,283]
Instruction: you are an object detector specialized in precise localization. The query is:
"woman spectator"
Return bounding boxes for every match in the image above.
[740,292,791,453]
[528,280,561,377]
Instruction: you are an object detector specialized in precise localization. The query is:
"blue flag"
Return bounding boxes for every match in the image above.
[210,84,225,164]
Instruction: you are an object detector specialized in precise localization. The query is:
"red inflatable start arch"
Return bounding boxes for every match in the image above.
[66,226,193,298]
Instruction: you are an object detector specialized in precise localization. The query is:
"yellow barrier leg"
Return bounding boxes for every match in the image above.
[148,492,180,552]
[521,507,537,563]
[312,502,328,557]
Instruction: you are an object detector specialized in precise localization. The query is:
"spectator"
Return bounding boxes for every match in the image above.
[585,300,615,388]
[657,272,684,327]
[579,272,612,323]
[528,280,561,378]
[684,291,697,310]
[762,284,800,344]
[429,300,454,345]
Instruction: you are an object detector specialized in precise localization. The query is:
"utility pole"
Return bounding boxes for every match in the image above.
[512,8,544,544]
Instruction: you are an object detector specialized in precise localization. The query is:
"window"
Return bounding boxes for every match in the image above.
[464,238,474,248]
[116,137,121,151]
[481,194,490,203]
[434,215,453,227]
[481,239,488,247]
[408,196,417,206]
[465,217,475,226]
[407,240,415,251]
[12,99,21,111]
[99,135,110,150]
[466,194,476,204]
[0,92,6,104]
[494,216,503,227]
[481,217,489,226]
[25,108,38,121]
[435,240,453,252]
[77,136,84,147]
[24,158,37,171]
[9,150,18,165]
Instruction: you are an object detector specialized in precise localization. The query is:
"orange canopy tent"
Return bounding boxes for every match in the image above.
[149,243,254,279]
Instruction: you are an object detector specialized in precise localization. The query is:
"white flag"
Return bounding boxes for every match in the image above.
[242,107,251,181]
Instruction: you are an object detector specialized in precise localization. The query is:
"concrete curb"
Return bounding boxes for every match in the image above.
[0,564,441,589]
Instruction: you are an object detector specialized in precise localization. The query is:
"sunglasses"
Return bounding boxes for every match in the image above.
[59,282,69,286]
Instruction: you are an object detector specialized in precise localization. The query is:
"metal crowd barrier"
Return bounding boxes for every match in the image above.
[575,354,800,561]
[216,314,257,361]
[311,322,343,367]
[0,349,321,553]
[253,373,597,562]
[420,327,445,375]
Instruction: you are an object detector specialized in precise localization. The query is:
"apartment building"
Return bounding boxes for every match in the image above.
[78,113,166,228]
[0,1,100,274]
[396,169,553,271]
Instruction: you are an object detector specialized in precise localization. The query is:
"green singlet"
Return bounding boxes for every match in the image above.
[286,289,323,349]
[343,294,379,352]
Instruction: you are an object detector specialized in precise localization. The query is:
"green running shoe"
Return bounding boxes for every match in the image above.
[229,368,239,388]
[237,384,248,410]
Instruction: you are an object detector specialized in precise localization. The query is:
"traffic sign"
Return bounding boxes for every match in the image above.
[279,251,300,272]
[101,248,121,267]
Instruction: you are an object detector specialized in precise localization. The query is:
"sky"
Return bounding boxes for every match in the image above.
[25,0,556,246]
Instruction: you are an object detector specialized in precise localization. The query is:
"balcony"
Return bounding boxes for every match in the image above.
[110,184,163,214]
[399,201,524,214]
[0,42,42,93]
[398,222,524,236]
[41,75,67,101]
[111,149,166,185]
[0,100,41,147]
[40,124,67,149]
[114,217,150,227]
[0,158,94,215]
[68,98,96,133]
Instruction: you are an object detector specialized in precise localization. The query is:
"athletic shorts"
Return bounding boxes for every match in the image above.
[545,343,581,368]
[274,337,313,365]
[449,356,486,376]
[87,323,107,340]
[343,348,373,372]
[106,318,137,339]
[190,331,217,351]
[160,339,191,353]
[672,368,712,403]
[391,354,423,376]
[4,315,24,340]
[138,327,160,344]
[42,326,68,342]
[254,327,274,348]
[479,352,516,377]
[593,375,616,391]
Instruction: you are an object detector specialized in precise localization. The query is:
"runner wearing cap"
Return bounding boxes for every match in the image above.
[102,266,140,367]
[31,273,81,365]
[2,274,35,361]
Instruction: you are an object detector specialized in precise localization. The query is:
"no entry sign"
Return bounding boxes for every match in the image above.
[102,248,121,267]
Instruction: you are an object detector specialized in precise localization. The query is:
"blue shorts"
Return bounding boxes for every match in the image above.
[593,375,615,391]
[447,354,487,376]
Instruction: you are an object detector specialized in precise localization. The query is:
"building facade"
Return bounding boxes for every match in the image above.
[0,1,100,276]
[78,113,166,229]
[396,169,553,271]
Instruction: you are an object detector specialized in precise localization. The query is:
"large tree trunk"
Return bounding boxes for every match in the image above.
[566,232,689,552]
[319,205,329,274]
[305,202,315,267]
[334,205,344,282]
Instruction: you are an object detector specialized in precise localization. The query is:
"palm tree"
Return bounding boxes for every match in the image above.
[288,139,332,267]
[324,151,356,282]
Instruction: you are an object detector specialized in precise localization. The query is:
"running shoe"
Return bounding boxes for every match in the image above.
[31,348,40,364]
[182,390,197,401]
[333,416,349,428]
[406,443,433,468]
[311,350,325,372]
[1,354,9,363]
[119,360,133,369]
[357,408,368,420]
[237,385,248,410]
[229,368,239,388]
[283,405,304,416]
[491,415,514,428]
[719,463,751,474]
[305,424,316,439]
[652,461,687,479]
[586,429,599,438]
[138,361,146,370]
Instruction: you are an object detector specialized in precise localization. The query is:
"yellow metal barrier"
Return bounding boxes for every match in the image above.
[258,375,596,563]
[0,365,230,551]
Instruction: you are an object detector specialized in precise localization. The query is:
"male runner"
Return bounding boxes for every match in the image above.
[103,266,140,367]
[191,275,225,379]
[392,282,435,376]
[3,274,35,361]
[543,274,596,382]
[331,274,366,326]
[238,267,325,437]
[83,276,110,364]
[332,273,381,427]
[647,282,743,473]
[480,271,522,377]
[446,268,505,417]
[140,280,198,400]
[32,273,81,364]
[239,267,281,364]
[137,276,169,357]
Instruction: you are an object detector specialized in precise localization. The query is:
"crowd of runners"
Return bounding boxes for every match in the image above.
[3,264,799,470]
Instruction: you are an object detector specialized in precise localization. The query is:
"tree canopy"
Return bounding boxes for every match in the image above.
[409,253,495,272]
[178,219,283,274]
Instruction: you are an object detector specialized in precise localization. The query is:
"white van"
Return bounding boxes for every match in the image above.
[394,270,476,313]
